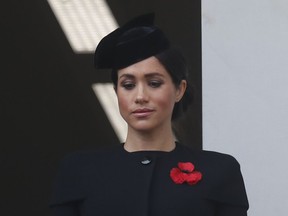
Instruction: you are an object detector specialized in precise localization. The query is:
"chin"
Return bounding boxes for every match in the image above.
[131,124,155,132]
[126,119,152,130]
[129,120,166,133]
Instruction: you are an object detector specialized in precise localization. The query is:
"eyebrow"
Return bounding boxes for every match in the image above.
[145,72,164,78]
[119,72,164,79]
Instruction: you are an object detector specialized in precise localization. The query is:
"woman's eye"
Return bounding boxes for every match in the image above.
[121,82,135,90]
[149,81,163,88]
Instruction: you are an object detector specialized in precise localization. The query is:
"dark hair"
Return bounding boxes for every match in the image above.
[155,48,193,120]
[111,47,193,120]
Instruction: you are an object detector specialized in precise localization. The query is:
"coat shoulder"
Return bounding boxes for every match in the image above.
[59,145,123,166]
[179,144,241,168]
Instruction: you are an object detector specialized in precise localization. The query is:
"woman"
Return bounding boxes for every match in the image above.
[50,14,249,216]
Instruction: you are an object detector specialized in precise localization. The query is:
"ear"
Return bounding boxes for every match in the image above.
[175,80,187,102]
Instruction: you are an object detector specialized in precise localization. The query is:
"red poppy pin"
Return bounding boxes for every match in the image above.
[170,162,202,185]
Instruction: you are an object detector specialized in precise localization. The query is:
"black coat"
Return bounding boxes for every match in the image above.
[50,143,249,216]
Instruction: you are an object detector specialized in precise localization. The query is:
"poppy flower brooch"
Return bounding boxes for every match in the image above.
[170,162,202,185]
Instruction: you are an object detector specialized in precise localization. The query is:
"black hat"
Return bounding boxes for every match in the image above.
[94,13,170,69]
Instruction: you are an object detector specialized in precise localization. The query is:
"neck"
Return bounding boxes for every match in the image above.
[124,125,176,152]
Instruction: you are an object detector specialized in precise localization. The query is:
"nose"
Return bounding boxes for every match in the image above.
[135,85,148,104]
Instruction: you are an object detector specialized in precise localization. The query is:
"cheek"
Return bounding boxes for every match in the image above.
[117,92,130,114]
[153,90,176,110]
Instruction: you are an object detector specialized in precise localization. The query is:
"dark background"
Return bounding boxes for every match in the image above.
[0,1,201,215]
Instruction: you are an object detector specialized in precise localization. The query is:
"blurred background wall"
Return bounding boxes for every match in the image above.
[0,1,201,215]
[202,1,288,216]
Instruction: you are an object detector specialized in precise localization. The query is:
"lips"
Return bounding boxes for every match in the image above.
[132,108,154,118]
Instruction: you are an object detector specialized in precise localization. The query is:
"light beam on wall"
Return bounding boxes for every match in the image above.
[92,83,127,142]
[48,0,125,141]
[47,0,118,53]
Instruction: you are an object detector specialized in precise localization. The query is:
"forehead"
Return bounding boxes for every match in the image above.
[117,56,169,78]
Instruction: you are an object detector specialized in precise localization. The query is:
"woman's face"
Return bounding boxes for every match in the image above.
[116,56,186,132]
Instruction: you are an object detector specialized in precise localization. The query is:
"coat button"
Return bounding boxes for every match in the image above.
[141,157,152,165]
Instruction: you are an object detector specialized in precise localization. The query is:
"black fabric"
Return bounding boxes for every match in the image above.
[94,13,170,70]
[50,143,249,216]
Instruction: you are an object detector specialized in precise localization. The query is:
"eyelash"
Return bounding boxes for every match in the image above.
[120,80,163,90]
[149,80,163,88]
[121,82,135,90]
